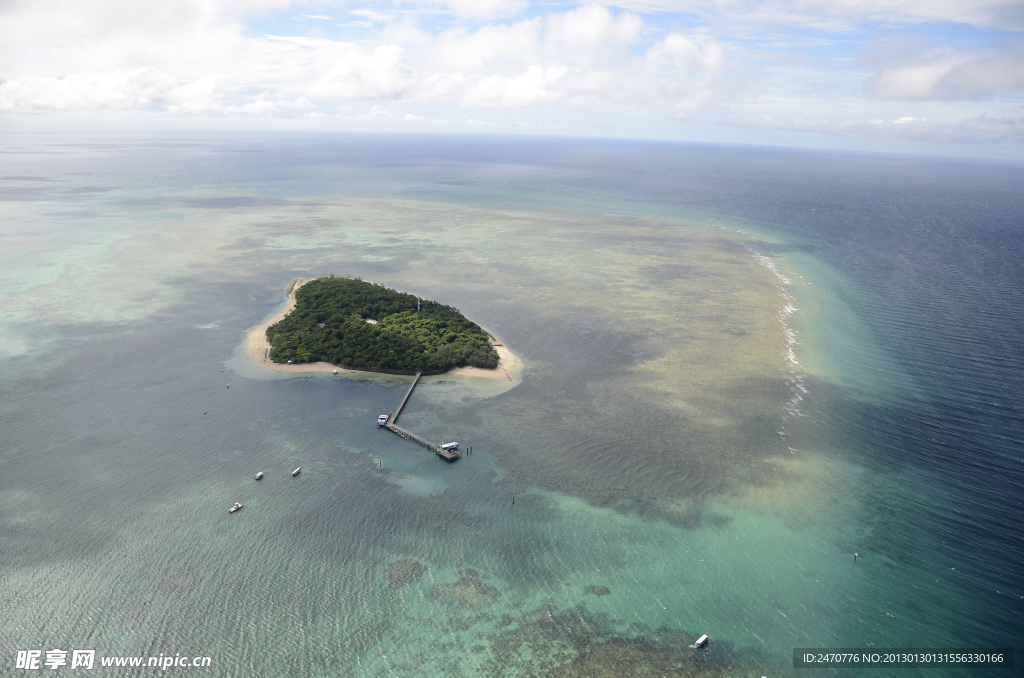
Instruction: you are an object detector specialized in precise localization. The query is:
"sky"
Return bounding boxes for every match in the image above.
[1,0,1023,157]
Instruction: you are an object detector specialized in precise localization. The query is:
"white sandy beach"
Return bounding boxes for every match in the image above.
[446,341,518,379]
[247,278,519,380]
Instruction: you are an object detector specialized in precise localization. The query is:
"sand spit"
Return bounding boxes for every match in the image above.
[448,334,519,380]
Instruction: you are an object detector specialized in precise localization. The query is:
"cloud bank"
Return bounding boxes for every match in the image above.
[1,0,1022,148]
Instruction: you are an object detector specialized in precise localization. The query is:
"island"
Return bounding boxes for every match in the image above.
[262,277,501,375]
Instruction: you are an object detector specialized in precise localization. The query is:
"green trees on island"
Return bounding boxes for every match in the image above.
[266,277,499,372]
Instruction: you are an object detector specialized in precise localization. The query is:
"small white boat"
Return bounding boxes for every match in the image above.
[377,414,389,427]
[228,502,243,513]
[255,472,264,481]
[694,634,708,648]
[292,467,301,477]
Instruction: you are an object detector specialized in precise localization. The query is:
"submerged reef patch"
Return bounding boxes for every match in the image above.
[386,559,427,589]
[432,569,500,608]
[554,638,740,678]
[481,604,760,678]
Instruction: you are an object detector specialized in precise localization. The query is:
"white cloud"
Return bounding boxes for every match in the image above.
[349,8,393,22]
[403,112,486,124]
[364,104,394,119]
[645,33,724,75]
[0,68,193,111]
[0,0,1021,151]
[224,94,313,114]
[431,18,542,71]
[263,38,413,99]
[679,110,1024,144]
[869,46,1024,99]
[605,0,1024,31]
[546,4,644,52]
[397,0,528,18]
[462,65,569,106]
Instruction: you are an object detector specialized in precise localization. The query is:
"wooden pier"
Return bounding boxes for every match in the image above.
[383,370,460,460]
[386,370,421,426]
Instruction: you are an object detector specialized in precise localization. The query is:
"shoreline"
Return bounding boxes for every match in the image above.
[247,278,520,380]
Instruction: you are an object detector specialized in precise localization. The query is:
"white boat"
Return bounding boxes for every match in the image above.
[439,442,459,451]
[694,634,708,648]
[377,414,389,427]
[255,472,264,480]
[228,502,243,513]
[292,467,301,477]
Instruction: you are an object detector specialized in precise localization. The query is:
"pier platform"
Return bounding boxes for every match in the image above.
[381,371,460,461]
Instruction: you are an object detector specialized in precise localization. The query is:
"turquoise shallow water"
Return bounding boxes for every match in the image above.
[1,135,1021,677]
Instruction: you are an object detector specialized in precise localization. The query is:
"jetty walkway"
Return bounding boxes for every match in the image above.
[383,371,460,460]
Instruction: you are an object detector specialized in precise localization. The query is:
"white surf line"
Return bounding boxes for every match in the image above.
[739,238,808,450]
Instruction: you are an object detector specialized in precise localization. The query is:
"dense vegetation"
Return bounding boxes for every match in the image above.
[266,277,499,372]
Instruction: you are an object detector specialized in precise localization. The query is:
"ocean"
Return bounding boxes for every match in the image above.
[1,134,1021,677]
